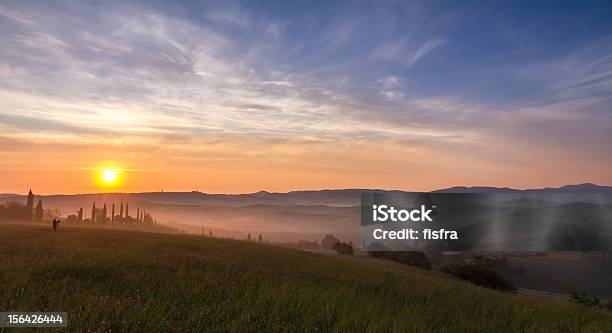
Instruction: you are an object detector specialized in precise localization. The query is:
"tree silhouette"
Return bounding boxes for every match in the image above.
[91,202,96,223]
[111,204,115,223]
[27,189,34,220]
[143,212,153,224]
[77,208,83,222]
[321,234,339,250]
[26,189,34,207]
[35,199,43,221]
[333,241,354,255]
[258,234,263,242]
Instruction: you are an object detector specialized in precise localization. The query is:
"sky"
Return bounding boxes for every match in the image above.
[0,0,611,194]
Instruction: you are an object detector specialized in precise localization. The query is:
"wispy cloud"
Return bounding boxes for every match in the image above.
[206,8,250,29]
[515,36,612,101]
[371,37,446,68]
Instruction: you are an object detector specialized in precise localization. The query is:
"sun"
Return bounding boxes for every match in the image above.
[102,169,118,183]
[97,167,122,187]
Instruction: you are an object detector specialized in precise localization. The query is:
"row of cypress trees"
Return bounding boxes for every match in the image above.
[82,201,154,224]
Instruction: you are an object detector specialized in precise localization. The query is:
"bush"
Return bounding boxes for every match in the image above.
[569,291,605,308]
[321,234,340,250]
[386,251,432,270]
[367,248,432,270]
[333,242,354,255]
[442,261,515,292]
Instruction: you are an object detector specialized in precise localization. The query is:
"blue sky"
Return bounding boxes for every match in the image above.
[0,0,611,193]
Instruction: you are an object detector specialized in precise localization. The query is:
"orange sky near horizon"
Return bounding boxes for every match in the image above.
[1,136,609,195]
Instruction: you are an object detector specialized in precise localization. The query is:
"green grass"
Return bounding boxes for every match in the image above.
[1,220,610,332]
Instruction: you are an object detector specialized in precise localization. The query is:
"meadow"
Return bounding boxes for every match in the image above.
[0,220,610,332]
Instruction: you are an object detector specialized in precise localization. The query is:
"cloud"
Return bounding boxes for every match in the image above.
[320,21,356,50]
[371,37,446,68]
[206,9,250,29]
[378,76,402,89]
[0,5,34,25]
[377,75,405,101]
[403,38,446,67]
[515,36,612,101]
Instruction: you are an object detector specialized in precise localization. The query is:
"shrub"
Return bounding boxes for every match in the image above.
[569,291,605,308]
[386,251,432,270]
[321,234,340,250]
[367,247,431,270]
[442,261,515,292]
[333,242,354,255]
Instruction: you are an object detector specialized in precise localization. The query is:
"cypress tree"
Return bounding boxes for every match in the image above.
[120,202,124,219]
[77,208,83,222]
[111,204,115,223]
[35,199,43,221]
[103,204,107,223]
[27,189,34,220]
[27,189,34,208]
[91,202,96,223]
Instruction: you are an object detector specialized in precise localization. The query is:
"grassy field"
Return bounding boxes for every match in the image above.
[1,220,610,332]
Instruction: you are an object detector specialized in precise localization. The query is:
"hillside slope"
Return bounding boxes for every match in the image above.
[0,221,610,332]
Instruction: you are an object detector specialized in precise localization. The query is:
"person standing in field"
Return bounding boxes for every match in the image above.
[52,218,60,232]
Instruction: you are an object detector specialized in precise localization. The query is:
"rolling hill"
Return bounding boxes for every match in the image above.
[1,220,610,332]
[2,183,611,240]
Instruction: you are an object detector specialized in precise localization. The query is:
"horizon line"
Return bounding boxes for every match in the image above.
[2,182,609,197]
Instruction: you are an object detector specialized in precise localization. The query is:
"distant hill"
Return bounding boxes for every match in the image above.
[2,183,610,239]
[3,183,611,214]
[527,183,612,193]
[3,184,611,208]
[432,183,612,193]
[432,186,521,193]
[0,189,400,208]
